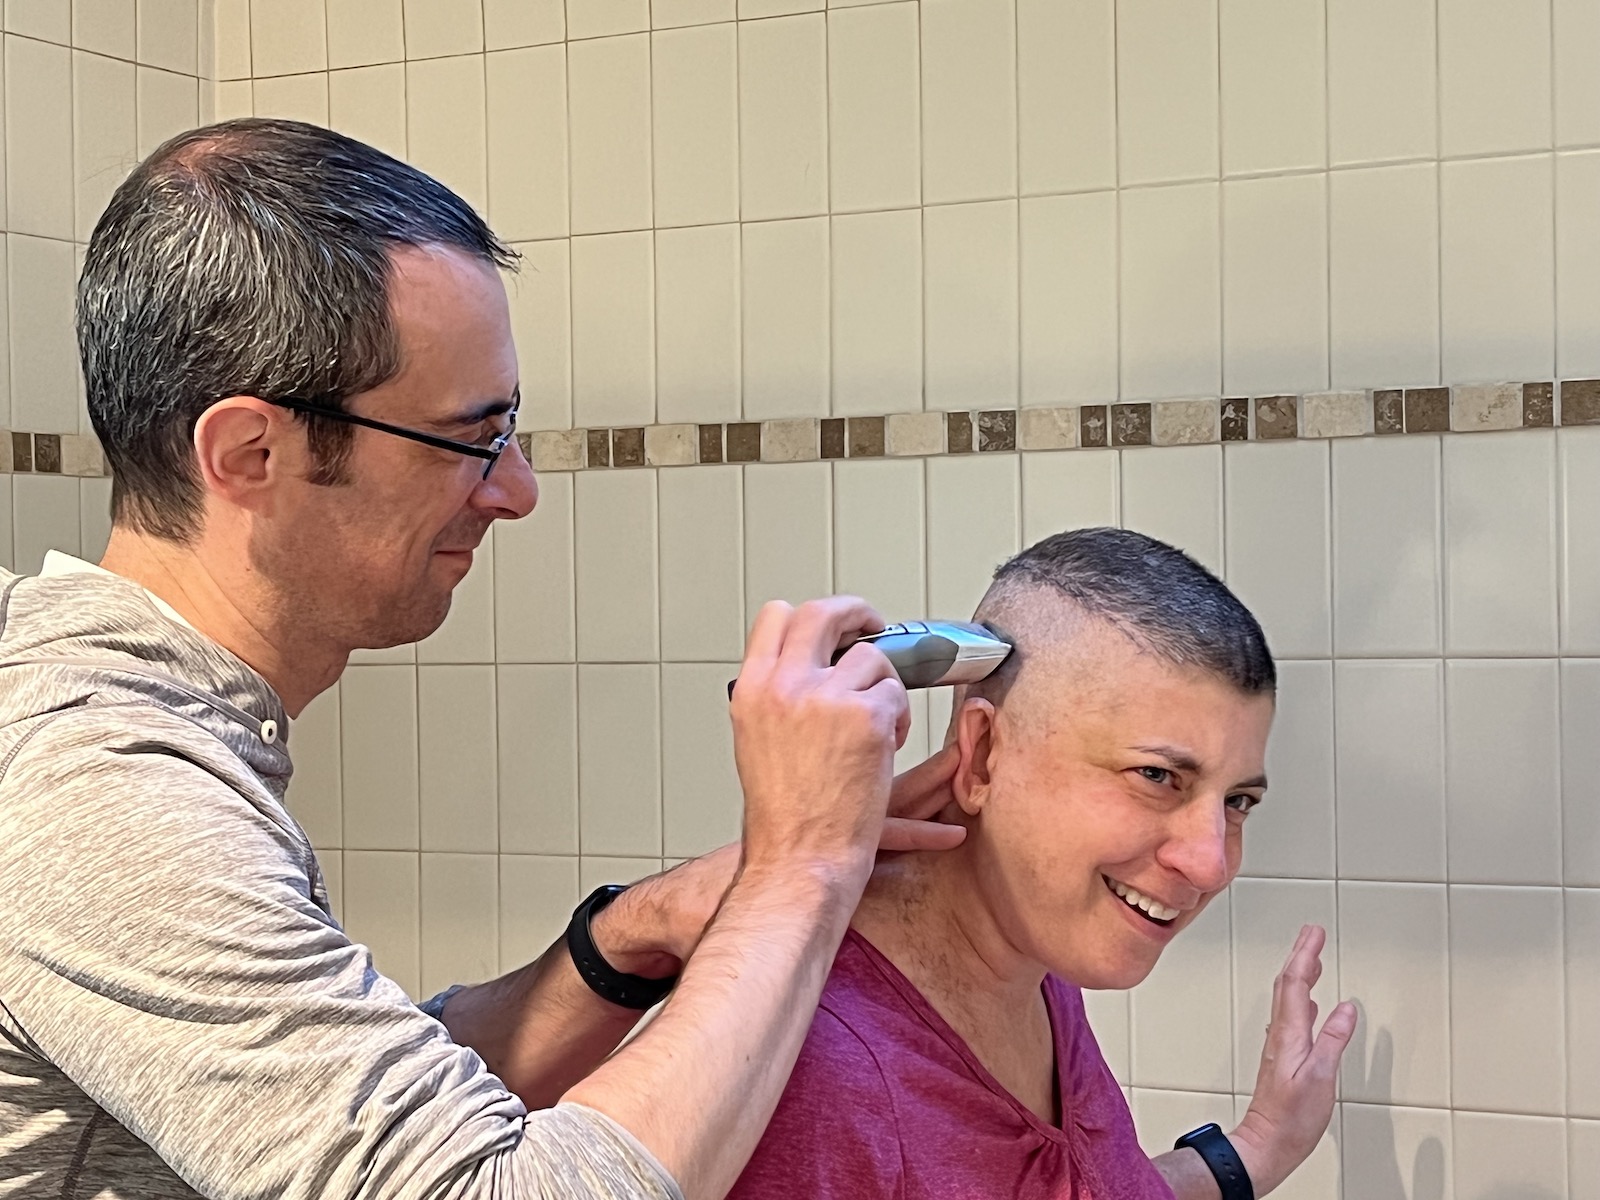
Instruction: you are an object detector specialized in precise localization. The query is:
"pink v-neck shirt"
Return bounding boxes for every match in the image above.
[730,931,1177,1200]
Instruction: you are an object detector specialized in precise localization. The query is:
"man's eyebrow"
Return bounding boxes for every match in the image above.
[433,386,520,430]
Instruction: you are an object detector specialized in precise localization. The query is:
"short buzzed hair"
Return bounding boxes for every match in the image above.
[976,527,1275,697]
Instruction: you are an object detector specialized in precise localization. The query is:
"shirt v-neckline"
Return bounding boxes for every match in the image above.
[843,928,1073,1146]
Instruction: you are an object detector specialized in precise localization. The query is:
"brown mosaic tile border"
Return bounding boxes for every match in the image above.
[8,380,1600,478]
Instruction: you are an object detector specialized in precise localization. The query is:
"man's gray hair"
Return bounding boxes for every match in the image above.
[981,527,1276,694]
[77,118,518,541]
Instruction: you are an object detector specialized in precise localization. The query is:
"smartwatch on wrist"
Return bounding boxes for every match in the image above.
[565,884,679,1011]
[1174,1123,1255,1200]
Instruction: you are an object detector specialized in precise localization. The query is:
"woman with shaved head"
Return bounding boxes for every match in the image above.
[728,527,1357,1200]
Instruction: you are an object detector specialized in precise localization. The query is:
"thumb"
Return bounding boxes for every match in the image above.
[888,744,960,820]
[1308,1000,1358,1074]
[879,816,966,853]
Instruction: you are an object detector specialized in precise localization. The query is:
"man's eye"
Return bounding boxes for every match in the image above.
[1137,766,1172,785]
[1227,794,1260,813]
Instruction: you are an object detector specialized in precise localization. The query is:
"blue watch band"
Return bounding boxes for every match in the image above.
[1174,1123,1255,1200]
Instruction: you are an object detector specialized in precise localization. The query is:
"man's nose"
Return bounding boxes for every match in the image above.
[474,437,538,519]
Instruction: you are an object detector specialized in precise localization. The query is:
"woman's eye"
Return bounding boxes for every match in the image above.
[1137,766,1172,785]
[1227,794,1260,814]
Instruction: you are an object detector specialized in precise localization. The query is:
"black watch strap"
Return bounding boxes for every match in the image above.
[1174,1123,1255,1200]
[565,885,678,1011]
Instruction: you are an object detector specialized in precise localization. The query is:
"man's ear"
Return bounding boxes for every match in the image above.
[192,397,294,508]
[953,696,998,817]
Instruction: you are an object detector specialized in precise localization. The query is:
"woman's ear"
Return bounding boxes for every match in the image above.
[953,697,998,817]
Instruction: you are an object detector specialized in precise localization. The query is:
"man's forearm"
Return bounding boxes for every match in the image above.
[563,860,862,1200]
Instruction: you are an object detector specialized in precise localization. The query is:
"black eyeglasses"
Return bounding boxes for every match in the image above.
[264,395,519,480]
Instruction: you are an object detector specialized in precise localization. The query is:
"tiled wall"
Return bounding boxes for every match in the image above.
[0,1,1594,1197]
[0,0,212,574]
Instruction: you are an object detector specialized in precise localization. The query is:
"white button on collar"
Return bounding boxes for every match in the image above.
[260,719,279,746]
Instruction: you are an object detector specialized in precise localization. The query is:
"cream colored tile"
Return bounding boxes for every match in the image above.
[318,851,343,922]
[497,666,578,855]
[568,0,648,38]
[75,0,136,60]
[252,72,328,124]
[1327,0,1435,165]
[1223,441,1331,657]
[529,429,584,472]
[417,665,497,853]
[1439,0,1551,157]
[7,36,73,240]
[214,78,251,119]
[659,465,744,660]
[926,455,1018,619]
[1451,886,1565,1115]
[741,0,819,13]
[661,663,741,858]
[1231,880,1338,1097]
[1443,432,1558,656]
[326,0,403,68]
[1571,1118,1600,1195]
[499,854,578,971]
[1454,1112,1566,1199]
[574,469,658,662]
[1082,988,1129,1085]
[924,199,1018,411]
[0,482,11,572]
[579,856,661,894]
[1337,882,1450,1107]
[885,411,944,457]
[135,65,195,157]
[1119,444,1222,575]
[577,664,662,857]
[406,54,486,214]
[506,239,571,432]
[653,0,732,27]
[340,665,419,850]
[1446,660,1561,886]
[1557,0,1600,147]
[742,216,829,421]
[77,476,112,561]
[419,853,497,996]
[1219,0,1324,175]
[920,0,1014,204]
[484,0,563,48]
[8,235,78,434]
[759,417,816,462]
[286,684,342,850]
[1331,436,1442,656]
[327,64,404,159]
[1329,164,1440,389]
[1441,155,1555,383]
[213,0,249,78]
[1021,192,1117,406]
[1017,0,1113,194]
[1340,1104,1452,1200]
[11,474,80,575]
[475,57,566,244]
[567,32,651,235]
[1116,0,1217,185]
[1017,408,1078,451]
[656,223,740,426]
[738,12,827,221]
[136,0,194,73]
[1129,1089,1233,1157]
[416,534,494,663]
[249,0,325,75]
[1570,889,1600,1117]
[1450,382,1524,433]
[1558,152,1600,379]
[571,231,655,428]
[833,458,925,619]
[831,208,921,417]
[1222,174,1328,395]
[403,0,481,58]
[494,472,575,663]
[1131,897,1233,1092]
[651,21,737,228]
[1334,660,1446,882]
[74,52,135,241]
[1241,660,1335,880]
[1565,662,1600,887]
[1020,449,1117,544]
[744,461,831,611]
[8,0,71,42]
[342,850,420,997]
[827,1,918,212]
[1120,183,1221,401]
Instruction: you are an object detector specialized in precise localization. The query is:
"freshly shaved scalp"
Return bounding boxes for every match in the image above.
[969,527,1275,713]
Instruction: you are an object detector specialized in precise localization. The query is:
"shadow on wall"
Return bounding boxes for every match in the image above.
[1344,1006,1447,1200]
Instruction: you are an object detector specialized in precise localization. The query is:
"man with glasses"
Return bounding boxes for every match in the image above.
[0,120,959,1199]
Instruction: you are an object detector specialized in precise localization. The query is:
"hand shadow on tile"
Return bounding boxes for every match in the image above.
[1343,1005,1447,1200]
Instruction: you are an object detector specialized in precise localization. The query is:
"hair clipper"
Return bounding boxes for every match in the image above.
[726,620,1013,699]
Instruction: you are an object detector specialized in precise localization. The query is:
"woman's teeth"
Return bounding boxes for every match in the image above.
[1108,877,1180,923]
